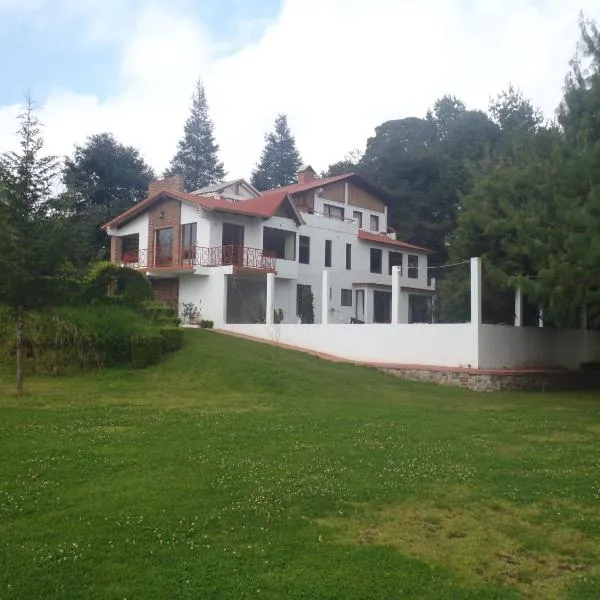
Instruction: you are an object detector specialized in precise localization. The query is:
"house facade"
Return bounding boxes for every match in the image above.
[103,167,435,325]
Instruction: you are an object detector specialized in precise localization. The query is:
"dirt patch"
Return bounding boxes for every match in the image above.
[317,496,599,599]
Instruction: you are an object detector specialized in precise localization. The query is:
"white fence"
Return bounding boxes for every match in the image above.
[219,323,598,370]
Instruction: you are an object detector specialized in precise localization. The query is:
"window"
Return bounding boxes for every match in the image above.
[408,254,419,279]
[353,210,363,228]
[325,240,332,267]
[370,214,379,232]
[263,227,296,260]
[370,248,382,274]
[341,289,352,307]
[296,284,312,317]
[345,243,352,270]
[389,251,403,275]
[324,203,344,220]
[181,223,197,264]
[299,235,310,264]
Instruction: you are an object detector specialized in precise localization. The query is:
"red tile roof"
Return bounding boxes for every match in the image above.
[358,230,433,253]
[103,188,301,230]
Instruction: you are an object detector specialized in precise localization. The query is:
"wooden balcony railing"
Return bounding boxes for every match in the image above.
[121,245,276,272]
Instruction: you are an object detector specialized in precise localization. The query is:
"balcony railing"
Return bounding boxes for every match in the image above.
[121,245,276,272]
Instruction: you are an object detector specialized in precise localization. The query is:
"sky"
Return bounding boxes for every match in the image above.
[0,0,598,180]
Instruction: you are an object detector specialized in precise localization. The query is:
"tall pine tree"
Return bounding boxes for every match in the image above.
[251,114,302,191]
[165,79,225,191]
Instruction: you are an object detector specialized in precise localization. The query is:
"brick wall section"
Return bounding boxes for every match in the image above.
[147,198,182,268]
[110,236,122,264]
[151,278,179,308]
[149,175,184,196]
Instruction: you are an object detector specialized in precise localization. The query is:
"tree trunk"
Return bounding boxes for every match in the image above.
[16,305,24,397]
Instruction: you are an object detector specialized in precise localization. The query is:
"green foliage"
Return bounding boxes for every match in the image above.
[251,114,302,191]
[199,319,214,329]
[299,287,315,324]
[62,132,155,262]
[140,300,178,322]
[130,332,164,369]
[165,79,225,191]
[84,262,153,306]
[181,301,201,324]
[160,326,184,353]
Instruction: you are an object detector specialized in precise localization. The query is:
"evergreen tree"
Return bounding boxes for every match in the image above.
[0,94,72,394]
[63,132,155,262]
[251,114,302,191]
[165,79,225,191]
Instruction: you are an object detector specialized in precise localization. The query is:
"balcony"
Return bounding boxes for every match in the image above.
[121,245,277,272]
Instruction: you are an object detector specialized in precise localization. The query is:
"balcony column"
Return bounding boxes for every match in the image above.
[266,272,275,325]
[391,266,401,324]
[470,257,482,326]
[514,286,523,327]
[321,270,330,324]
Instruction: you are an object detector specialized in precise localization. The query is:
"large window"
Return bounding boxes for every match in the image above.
[323,203,344,220]
[341,289,352,307]
[346,243,352,270]
[353,211,363,228]
[299,235,310,264]
[325,240,332,267]
[155,227,174,266]
[370,214,379,232]
[408,254,419,279]
[389,251,403,275]
[370,248,382,274]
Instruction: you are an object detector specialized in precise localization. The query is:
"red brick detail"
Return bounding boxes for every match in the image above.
[110,236,122,264]
[151,278,179,307]
[296,165,316,184]
[149,175,184,196]
[147,198,182,268]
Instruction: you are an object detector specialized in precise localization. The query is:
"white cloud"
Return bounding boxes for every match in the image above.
[1,0,599,180]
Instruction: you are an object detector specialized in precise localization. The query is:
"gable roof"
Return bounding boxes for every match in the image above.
[358,230,433,254]
[191,178,260,197]
[103,187,303,230]
[260,172,395,205]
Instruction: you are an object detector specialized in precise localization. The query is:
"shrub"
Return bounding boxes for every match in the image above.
[130,333,164,369]
[199,320,214,329]
[160,327,184,353]
[140,300,179,324]
[182,302,200,324]
[84,262,153,306]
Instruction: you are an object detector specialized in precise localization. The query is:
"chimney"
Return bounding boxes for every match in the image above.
[296,164,317,185]
[148,175,185,197]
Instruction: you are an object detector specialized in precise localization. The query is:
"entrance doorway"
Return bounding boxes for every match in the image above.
[373,290,392,323]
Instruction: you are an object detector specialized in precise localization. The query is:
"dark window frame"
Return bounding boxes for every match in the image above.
[370,214,379,232]
[341,289,352,307]
[299,235,310,264]
[323,203,344,221]
[370,247,382,274]
[408,254,419,279]
[345,243,352,270]
[388,251,403,275]
[353,210,363,228]
[325,240,332,268]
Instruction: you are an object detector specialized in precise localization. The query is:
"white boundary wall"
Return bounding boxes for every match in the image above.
[219,323,598,370]
[478,325,599,370]
[220,323,479,368]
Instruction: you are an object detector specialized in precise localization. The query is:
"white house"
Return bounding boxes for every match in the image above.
[103,166,435,325]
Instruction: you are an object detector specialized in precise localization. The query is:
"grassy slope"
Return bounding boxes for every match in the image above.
[1,330,600,599]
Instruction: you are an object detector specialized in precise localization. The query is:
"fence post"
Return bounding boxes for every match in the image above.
[322,270,329,325]
[391,266,400,324]
[514,286,523,327]
[266,272,275,325]
[470,257,482,326]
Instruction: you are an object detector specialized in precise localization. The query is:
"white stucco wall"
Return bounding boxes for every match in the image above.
[181,202,199,224]
[220,323,479,368]
[109,213,149,251]
[478,325,599,370]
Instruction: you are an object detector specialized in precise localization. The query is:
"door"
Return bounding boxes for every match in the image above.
[222,223,245,266]
[155,228,174,266]
[373,290,392,323]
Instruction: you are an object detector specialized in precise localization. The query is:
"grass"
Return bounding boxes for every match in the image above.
[1,330,600,599]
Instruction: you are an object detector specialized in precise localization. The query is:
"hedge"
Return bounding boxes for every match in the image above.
[131,333,164,369]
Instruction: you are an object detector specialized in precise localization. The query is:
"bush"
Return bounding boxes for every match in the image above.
[199,320,214,329]
[140,300,179,324]
[160,327,184,353]
[131,333,164,369]
[84,262,153,306]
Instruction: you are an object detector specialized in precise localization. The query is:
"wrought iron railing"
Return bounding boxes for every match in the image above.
[120,245,276,271]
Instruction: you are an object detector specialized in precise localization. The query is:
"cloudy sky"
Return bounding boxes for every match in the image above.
[0,0,598,179]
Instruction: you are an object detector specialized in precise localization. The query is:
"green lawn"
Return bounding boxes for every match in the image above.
[1,331,600,599]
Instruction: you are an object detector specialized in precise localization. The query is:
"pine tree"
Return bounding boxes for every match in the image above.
[251,114,302,191]
[165,79,225,191]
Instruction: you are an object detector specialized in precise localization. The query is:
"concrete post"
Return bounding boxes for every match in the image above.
[470,257,482,326]
[266,272,275,325]
[538,307,544,328]
[321,270,329,324]
[399,292,410,324]
[364,288,371,324]
[391,266,401,325]
[514,286,523,327]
